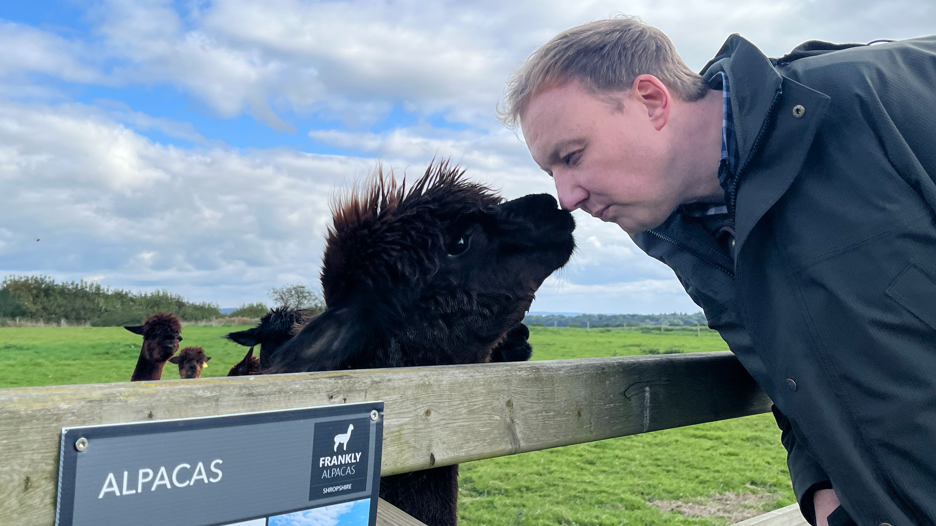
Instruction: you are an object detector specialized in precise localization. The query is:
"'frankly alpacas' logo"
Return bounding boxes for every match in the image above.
[310,418,371,500]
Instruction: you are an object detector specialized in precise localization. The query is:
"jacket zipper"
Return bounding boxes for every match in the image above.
[728,86,784,221]
[645,229,735,277]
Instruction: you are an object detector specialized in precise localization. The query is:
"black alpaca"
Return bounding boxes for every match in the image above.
[226,307,313,369]
[266,162,575,526]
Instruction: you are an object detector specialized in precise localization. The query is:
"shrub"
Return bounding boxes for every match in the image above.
[0,288,27,318]
[268,284,325,314]
[228,302,269,319]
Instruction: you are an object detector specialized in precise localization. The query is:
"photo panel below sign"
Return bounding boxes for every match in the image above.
[268,498,371,526]
[56,402,383,526]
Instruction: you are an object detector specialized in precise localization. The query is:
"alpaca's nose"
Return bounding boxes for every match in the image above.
[501,193,572,226]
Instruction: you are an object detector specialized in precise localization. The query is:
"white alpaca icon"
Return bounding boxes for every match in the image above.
[333,423,354,452]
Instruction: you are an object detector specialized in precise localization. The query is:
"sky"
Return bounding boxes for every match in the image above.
[268,499,369,526]
[0,0,932,314]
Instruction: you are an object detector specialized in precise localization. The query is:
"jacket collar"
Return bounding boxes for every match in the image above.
[700,34,783,170]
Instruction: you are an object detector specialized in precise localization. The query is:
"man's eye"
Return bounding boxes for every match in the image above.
[562,150,582,166]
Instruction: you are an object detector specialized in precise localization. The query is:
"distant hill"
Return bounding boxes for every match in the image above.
[523,312,706,327]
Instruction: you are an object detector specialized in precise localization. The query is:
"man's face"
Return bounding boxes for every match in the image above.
[521,80,681,234]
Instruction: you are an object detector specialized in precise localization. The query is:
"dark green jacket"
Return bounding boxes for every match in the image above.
[633,35,936,525]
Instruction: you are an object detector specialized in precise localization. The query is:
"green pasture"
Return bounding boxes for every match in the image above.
[0,325,794,525]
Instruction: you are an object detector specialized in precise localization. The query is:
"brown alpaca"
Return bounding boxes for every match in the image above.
[125,312,183,381]
[266,162,576,526]
[168,346,212,379]
[227,347,261,376]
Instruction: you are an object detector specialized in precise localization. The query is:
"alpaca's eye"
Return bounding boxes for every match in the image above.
[446,234,471,257]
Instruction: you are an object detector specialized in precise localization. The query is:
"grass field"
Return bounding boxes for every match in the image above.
[0,325,794,525]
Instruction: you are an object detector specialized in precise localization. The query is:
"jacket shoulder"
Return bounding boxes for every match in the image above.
[777,36,936,94]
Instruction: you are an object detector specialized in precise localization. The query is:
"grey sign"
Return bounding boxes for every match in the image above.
[56,402,384,526]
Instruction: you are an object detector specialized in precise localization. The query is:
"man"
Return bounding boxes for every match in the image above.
[500,16,936,526]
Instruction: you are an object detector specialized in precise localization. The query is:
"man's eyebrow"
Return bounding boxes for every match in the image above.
[545,138,586,167]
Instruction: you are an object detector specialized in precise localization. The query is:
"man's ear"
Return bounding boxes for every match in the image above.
[168,356,181,364]
[225,327,258,347]
[631,74,671,131]
[124,325,145,336]
[263,308,367,374]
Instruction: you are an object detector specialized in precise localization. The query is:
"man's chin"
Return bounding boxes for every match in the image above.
[608,214,666,235]
[606,216,638,235]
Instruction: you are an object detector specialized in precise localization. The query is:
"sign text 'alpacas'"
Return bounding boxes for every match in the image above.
[97,459,223,498]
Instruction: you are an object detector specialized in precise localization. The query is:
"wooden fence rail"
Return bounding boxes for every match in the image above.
[0,352,772,525]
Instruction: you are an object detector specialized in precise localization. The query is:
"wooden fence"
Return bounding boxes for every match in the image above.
[0,351,794,526]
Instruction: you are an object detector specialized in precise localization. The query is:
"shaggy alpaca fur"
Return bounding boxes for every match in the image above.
[267,162,575,526]
[226,307,312,369]
[126,312,183,381]
[169,346,211,379]
[227,347,261,376]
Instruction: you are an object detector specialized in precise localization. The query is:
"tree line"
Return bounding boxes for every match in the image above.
[523,312,706,328]
[0,274,696,328]
[0,276,325,326]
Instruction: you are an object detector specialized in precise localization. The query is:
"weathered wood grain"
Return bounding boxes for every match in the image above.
[376,498,428,526]
[732,504,807,526]
[0,352,771,525]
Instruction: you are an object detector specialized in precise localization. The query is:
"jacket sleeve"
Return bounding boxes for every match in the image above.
[772,405,832,525]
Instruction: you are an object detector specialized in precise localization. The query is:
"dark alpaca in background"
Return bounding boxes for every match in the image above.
[169,346,212,379]
[266,162,575,526]
[227,347,261,376]
[226,307,312,369]
[125,312,183,381]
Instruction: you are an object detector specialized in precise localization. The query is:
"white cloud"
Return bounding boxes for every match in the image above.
[0,21,102,84]
[0,99,374,305]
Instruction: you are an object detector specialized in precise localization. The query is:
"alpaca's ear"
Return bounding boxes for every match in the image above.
[124,325,145,336]
[225,327,258,346]
[168,356,181,364]
[264,307,367,373]
[204,356,212,362]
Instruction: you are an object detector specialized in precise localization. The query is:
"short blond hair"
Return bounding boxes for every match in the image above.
[498,16,709,130]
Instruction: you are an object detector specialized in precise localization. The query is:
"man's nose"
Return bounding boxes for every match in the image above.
[554,172,588,211]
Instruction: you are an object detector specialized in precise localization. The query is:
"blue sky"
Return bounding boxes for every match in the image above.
[268,498,370,526]
[0,0,933,314]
